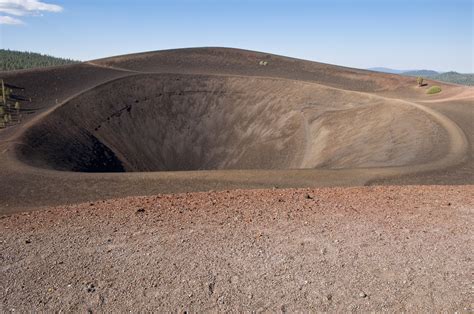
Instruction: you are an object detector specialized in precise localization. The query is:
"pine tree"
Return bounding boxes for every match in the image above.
[14,101,20,121]
[1,79,5,105]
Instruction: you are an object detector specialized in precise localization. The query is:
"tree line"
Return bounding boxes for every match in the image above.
[1,49,79,71]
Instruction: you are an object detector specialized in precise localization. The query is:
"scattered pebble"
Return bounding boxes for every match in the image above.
[2,185,470,311]
[208,282,215,295]
[86,283,96,293]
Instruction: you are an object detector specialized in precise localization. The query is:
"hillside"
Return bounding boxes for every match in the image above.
[0,49,79,72]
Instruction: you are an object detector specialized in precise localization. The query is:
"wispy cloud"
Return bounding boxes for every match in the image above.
[0,0,62,25]
[0,14,23,24]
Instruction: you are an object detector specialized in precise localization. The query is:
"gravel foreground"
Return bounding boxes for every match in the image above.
[1,185,472,312]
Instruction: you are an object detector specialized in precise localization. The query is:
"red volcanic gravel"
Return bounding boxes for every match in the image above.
[1,185,472,312]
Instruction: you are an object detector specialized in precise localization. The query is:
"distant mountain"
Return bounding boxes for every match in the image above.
[367,67,405,74]
[368,67,473,86]
[430,72,474,86]
[0,49,79,72]
[402,70,439,77]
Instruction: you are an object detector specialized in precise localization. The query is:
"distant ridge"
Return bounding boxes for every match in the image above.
[367,67,405,74]
[430,72,474,86]
[402,70,439,77]
[0,49,79,72]
[368,67,474,86]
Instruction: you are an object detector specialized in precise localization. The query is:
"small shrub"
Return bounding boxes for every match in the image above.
[417,76,424,86]
[427,86,442,94]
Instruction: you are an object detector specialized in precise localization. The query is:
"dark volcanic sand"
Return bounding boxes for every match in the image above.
[1,48,473,212]
[1,185,472,312]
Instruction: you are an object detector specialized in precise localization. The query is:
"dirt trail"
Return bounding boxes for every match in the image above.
[380,99,468,173]
[85,61,142,73]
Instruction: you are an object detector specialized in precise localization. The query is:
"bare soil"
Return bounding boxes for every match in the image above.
[0,48,473,311]
[1,185,472,312]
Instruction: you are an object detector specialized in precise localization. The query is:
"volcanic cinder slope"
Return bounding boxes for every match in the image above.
[0,48,473,311]
[0,48,472,212]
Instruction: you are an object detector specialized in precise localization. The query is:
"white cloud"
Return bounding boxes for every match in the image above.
[0,0,62,25]
[0,14,23,24]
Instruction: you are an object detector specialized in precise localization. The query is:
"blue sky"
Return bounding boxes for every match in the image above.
[1,0,473,72]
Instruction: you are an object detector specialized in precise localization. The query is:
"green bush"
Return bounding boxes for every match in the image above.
[427,86,442,94]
